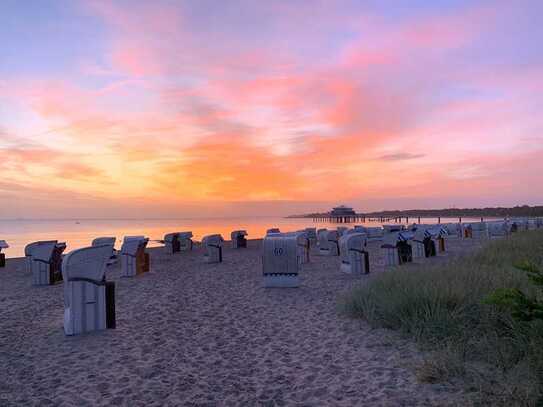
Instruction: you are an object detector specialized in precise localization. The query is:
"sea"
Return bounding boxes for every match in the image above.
[0,216,489,258]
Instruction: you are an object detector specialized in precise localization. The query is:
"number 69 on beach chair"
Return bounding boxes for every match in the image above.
[263,233,300,288]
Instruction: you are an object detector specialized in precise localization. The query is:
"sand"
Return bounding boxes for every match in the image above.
[0,237,482,406]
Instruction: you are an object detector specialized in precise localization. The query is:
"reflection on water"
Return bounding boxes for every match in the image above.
[0,216,490,258]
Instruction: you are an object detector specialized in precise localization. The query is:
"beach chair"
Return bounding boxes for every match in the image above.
[262,233,300,288]
[408,228,427,259]
[381,232,412,266]
[231,230,248,249]
[471,222,489,239]
[0,240,8,268]
[337,226,349,237]
[365,227,384,242]
[62,245,116,336]
[339,233,369,274]
[164,233,181,254]
[266,228,281,235]
[292,231,310,264]
[305,227,317,247]
[318,230,339,256]
[383,224,405,234]
[25,240,57,273]
[120,237,149,277]
[426,226,446,253]
[202,234,224,263]
[30,241,67,285]
[487,222,509,239]
[178,232,193,251]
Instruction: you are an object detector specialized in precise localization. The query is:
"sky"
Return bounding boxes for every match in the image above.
[1,0,542,218]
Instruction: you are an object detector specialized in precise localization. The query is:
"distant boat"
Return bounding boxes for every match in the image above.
[75,221,80,224]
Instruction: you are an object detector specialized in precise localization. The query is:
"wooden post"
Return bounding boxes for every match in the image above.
[438,217,441,224]
[418,217,421,224]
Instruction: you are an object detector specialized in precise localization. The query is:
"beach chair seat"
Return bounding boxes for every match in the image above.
[178,232,193,251]
[231,230,248,249]
[62,245,115,336]
[30,241,67,285]
[164,233,181,254]
[290,231,310,264]
[120,237,149,277]
[202,234,224,263]
[339,233,369,274]
[263,233,300,288]
[0,240,8,268]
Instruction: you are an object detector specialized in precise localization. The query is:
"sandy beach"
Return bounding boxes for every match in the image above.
[0,237,482,406]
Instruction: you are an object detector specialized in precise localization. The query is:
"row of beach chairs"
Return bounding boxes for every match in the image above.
[4,218,541,337]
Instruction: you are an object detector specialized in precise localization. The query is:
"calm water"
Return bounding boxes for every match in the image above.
[0,216,488,258]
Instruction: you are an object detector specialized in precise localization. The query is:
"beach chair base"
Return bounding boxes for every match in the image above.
[263,274,299,288]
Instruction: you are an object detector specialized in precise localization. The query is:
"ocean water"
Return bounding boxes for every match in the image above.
[0,216,487,258]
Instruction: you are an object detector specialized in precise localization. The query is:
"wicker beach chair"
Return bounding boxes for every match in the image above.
[231,230,248,249]
[62,245,115,336]
[339,232,369,274]
[29,241,67,285]
[120,236,149,277]
[262,233,300,288]
[202,234,224,263]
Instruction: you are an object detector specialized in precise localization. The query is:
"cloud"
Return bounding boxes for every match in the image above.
[378,153,425,161]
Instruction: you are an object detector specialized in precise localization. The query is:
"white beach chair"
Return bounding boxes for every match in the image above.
[426,226,446,253]
[24,240,56,273]
[266,228,281,235]
[178,232,193,251]
[318,230,339,256]
[381,232,412,266]
[164,233,181,254]
[120,237,149,277]
[471,222,489,239]
[0,240,8,268]
[262,233,300,288]
[305,227,317,246]
[30,241,67,285]
[202,234,224,263]
[339,233,369,274]
[231,230,248,249]
[408,228,427,259]
[62,245,115,336]
[443,223,461,239]
[365,227,384,242]
[291,231,310,264]
[383,224,405,234]
[337,226,349,237]
[487,222,509,239]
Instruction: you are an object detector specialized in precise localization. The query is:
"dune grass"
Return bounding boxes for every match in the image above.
[340,230,543,406]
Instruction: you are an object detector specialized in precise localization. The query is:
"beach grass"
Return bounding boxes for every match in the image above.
[340,230,543,406]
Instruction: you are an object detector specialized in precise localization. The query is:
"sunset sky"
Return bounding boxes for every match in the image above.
[1,0,542,218]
